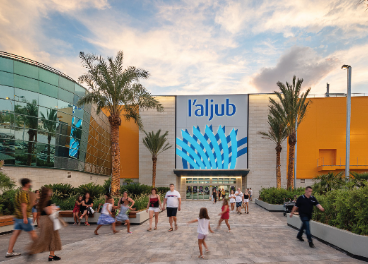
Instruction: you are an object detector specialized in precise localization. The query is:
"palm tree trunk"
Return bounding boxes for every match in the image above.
[47,134,51,163]
[287,133,297,189]
[152,156,157,187]
[276,144,282,189]
[109,115,121,196]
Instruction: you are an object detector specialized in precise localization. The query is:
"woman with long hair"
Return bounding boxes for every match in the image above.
[217,198,231,232]
[229,190,236,212]
[212,188,217,204]
[146,188,162,231]
[79,192,94,226]
[243,190,250,214]
[28,187,62,261]
[73,195,83,225]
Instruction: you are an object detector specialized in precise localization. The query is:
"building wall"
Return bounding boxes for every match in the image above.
[139,96,177,187]
[102,108,139,179]
[247,94,288,198]
[3,166,109,190]
[295,96,368,180]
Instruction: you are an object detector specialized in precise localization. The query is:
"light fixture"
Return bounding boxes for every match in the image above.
[5,97,10,100]
[341,65,351,69]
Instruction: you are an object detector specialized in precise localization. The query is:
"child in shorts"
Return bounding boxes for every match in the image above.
[187,207,214,259]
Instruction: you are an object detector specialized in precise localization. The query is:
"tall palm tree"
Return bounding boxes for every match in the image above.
[258,114,288,188]
[40,109,57,163]
[142,130,172,187]
[77,51,163,195]
[269,76,311,189]
[15,100,39,166]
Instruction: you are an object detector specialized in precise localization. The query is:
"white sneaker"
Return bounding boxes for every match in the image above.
[5,252,21,258]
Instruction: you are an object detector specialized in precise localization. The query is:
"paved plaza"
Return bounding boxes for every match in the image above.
[0,201,363,264]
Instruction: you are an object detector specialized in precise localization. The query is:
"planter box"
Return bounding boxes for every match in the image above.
[129,210,150,224]
[255,199,284,212]
[0,215,34,235]
[287,214,368,260]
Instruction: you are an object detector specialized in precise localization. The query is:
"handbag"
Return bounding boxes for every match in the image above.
[49,212,62,231]
[88,207,95,214]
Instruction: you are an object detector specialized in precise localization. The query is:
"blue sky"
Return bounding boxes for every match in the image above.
[1,0,368,95]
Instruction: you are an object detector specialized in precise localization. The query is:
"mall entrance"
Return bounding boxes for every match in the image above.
[184,177,237,200]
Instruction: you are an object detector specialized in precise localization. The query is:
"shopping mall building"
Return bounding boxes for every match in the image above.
[1,52,368,199]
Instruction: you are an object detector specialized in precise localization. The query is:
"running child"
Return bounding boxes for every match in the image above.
[94,194,118,235]
[115,191,134,234]
[187,207,214,259]
[217,198,231,232]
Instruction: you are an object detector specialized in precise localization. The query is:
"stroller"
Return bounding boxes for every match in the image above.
[283,201,295,216]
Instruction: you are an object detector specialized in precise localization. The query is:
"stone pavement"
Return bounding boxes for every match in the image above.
[1,201,364,264]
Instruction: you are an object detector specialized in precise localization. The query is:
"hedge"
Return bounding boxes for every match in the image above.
[258,187,305,204]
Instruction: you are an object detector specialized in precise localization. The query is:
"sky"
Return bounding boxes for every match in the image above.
[1,0,368,96]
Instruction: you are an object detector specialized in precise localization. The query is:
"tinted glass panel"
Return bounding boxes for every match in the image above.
[0,57,14,72]
[14,88,38,104]
[0,71,14,87]
[14,61,38,79]
[39,94,58,109]
[58,77,74,93]
[14,75,39,92]
[39,69,58,86]
[0,85,15,100]
[74,84,85,97]
[58,88,73,104]
[39,81,58,98]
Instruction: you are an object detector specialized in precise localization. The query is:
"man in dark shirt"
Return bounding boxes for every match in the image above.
[290,186,324,248]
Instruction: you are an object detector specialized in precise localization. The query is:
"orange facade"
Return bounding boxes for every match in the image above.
[102,109,139,179]
[296,96,368,179]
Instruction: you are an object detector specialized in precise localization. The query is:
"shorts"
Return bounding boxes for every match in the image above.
[149,207,160,213]
[236,202,242,208]
[244,199,249,203]
[31,207,37,213]
[14,218,34,232]
[229,200,235,204]
[166,207,178,217]
[198,233,207,239]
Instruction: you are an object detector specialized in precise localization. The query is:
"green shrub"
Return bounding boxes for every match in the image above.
[102,178,111,194]
[350,172,368,188]
[75,183,104,199]
[157,187,170,194]
[0,189,17,215]
[312,172,345,195]
[43,183,75,199]
[51,196,78,210]
[259,187,304,204]
[312,186,368,236]
[120,183,152,196]
[0,171,16,192]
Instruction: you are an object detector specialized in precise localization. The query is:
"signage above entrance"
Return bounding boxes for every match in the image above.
[176,95,248,170]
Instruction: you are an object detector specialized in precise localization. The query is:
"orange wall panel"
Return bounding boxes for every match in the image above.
[295,96,368,179]
[102,109,139,179]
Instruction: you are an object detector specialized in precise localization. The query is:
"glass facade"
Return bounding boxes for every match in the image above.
[0,55,112,176]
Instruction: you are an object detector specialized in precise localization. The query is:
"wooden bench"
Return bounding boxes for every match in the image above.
[0,215,14,227]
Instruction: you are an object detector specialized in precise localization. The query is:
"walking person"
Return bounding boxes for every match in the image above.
[221,189,226,199]
[217,198,231,232]
[187,207,214,259]
[218,189,222,201]
[73,195,83,225]
[79,192,94,226]
[212,188,217,204]
[32,190,40,226]
[5,178,37,258]
[289,186,325,248]
[27,187,62,261]
[235,188,243,214]
[94,194,118,235]
[249,188,253,201]
[229,190,236,212]
[146,188,162,231]
[116,191,134,234]
[243,190,250,214]
[162,183,181,232]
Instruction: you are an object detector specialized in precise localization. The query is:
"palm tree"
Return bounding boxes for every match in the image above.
[15,100,39,166]
[77,51,163,195]
[269,76,311,189]
[258,114,288,188]
[40,109,57,163]
[142,130,172,187]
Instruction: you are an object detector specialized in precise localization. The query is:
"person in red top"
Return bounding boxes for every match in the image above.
[217,198,231,232]
[146,188,162,231]
[73,196,83,225]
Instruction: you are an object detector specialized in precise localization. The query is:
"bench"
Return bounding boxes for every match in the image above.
[0,215,14,227]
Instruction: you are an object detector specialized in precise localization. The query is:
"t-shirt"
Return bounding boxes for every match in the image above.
[229,194,236,203]
[14,189,31,219]
[101,203,112,215]
[165,190,181,208]
[235,191,243,202]
[41,200,52,216]
[249,190,253,195]
[197,218,210,235]
[295,195,320,219]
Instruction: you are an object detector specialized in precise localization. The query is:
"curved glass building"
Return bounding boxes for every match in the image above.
[0,52,112,176]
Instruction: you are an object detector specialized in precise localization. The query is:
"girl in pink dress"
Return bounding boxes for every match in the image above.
[73,196,82,225]
[217,198,231,232]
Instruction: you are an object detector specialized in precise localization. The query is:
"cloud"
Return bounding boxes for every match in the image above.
[250,46,340,92]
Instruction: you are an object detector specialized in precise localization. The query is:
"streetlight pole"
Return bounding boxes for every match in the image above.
[341,65,352,181]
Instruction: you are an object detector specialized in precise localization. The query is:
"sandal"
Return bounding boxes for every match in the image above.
[198,255,204,259]
[85,222,90,226]
[147,228,152,232]
[127,231,132,234]
[168,228,174,232]
[154,226,157,230]
[174,224,178,230]
[94,230,99,235]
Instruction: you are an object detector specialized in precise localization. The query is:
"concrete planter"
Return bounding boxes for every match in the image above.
[255,199,284,212]
[287,214,368,260]
[129,210,150,224]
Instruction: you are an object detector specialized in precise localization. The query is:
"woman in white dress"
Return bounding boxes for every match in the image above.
[229,190,236,212]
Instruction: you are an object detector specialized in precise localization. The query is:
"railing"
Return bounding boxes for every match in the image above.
[0,51,76,83]
[307,93,368,98]
[317,157,368,171]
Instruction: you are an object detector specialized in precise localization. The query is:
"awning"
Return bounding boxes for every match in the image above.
[173,169,250,177]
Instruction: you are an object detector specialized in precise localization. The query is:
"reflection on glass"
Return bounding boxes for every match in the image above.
[69,115,82,158]
[39,94,57,109]
[57,100,73,114]
[0,85,15,99]
[203,186,210,199]
[14,88,38,104]
[186,186,192,199]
